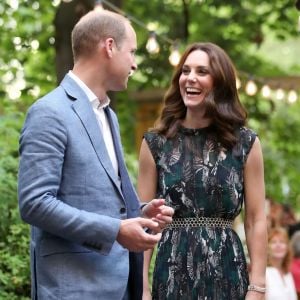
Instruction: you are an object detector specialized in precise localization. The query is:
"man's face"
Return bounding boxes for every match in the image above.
[110,23,137,91]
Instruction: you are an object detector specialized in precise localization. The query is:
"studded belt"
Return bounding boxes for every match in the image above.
[166,217,233,229]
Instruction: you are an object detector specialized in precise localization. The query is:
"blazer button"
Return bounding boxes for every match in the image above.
[120,207,126,214]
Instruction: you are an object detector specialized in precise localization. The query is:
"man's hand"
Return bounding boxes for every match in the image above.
[141,199,174,231]
[116,217,162,252]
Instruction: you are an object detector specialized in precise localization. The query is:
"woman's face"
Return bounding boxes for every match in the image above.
[268,234,288,261]
[179,49,214,110]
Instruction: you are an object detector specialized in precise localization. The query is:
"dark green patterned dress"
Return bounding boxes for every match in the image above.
[144,125,257,300]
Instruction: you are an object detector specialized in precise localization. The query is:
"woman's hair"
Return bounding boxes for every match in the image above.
[152,42,247,148]
[291,231,300,258]
[267,227,293,273]
[72,10,129,61]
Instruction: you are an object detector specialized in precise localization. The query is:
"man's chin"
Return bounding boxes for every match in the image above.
[112,82,127,92]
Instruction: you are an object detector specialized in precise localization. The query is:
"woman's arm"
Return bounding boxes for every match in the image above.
[137,139,158,201]
[137,139,159,299]
[243,137,268,299]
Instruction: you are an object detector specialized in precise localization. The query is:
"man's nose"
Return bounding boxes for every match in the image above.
[131,62,137,71]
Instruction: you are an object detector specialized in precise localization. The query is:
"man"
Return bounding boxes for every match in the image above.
[18,10,173,300]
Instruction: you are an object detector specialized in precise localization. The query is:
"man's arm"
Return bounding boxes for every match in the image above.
[18,102,120,254]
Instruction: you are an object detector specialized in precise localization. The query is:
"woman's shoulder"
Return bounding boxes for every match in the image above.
[144,131,166,143]
[143,131,167,152]
[231,126,258,160]
[238,126,257,140]
[236,126,258,150]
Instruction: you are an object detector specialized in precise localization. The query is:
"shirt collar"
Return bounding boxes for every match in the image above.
[68,71,110,109]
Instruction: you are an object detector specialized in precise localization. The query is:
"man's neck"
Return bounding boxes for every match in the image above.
[72,63,107,101]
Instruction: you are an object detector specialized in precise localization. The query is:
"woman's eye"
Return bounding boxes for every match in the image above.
[182,69,190,75]
[198,69,208,75]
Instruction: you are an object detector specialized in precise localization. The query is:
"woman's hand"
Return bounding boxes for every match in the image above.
[142,199,174,231]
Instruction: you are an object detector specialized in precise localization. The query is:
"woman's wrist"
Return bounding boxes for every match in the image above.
[248,284,266,293]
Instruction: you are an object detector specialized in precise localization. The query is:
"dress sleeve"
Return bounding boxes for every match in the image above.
[239,127,258,164]
[143,132,164,164]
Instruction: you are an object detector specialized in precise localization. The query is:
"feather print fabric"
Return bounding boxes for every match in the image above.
[144,125,257,300]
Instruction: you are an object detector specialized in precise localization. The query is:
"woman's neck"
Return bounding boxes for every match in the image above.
[269,257,284,274]
[182,111,211,129]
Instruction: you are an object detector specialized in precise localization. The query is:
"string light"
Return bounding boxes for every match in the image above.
[90,0,299,102]
[169,43,181,66]
[94,0,104,10]
[275,88,285,101]
[236,77,241,90]
[146,32,160,54]
[287,90,298,103]
[261,84,272,98]
[98,0,177,59]
[245,79,257,96]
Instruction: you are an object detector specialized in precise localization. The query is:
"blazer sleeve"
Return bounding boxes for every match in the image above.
[18,101,120,255]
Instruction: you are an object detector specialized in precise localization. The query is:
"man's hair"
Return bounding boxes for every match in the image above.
[71,10,129,61]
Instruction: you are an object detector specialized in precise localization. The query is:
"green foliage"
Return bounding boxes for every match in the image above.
[0,112,30,299]
[0,0,300,297]
[0,1,55,295]
[260,101,300,209]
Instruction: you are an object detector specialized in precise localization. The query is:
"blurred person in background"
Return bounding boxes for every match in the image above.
[291,231,300,299]
[265,198,282,230]
[266,227,297,300]
[281,204,300,238]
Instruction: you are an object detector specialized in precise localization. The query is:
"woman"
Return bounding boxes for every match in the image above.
[266,227,297,300]
[291,231,300,299]
[138,42,267,299]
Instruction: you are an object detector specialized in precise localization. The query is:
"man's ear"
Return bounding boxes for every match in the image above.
[104,38,115,58]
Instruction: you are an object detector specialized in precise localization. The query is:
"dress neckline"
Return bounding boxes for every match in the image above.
[178,124,212,135]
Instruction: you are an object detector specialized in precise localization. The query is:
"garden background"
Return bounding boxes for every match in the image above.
[1,0,300,298]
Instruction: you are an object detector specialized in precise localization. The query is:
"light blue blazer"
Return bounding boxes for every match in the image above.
[18,75,142,300]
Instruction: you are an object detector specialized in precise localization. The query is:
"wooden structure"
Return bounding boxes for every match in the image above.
[131,76,300,152]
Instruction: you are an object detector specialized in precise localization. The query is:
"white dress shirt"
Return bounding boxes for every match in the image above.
[266,267,297,300]
[68,71,119,178]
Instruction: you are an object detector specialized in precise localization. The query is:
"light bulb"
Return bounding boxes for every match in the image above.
[245,79,257,96]
[236,77,241,90]
[275,88,285,101]
[94,0,103,10]
[169,46,181,66]
[287,90,298,103]
[261,84,271,98]
[146,32,160,54]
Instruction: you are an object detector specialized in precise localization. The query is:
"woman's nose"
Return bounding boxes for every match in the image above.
[187,72,196,82]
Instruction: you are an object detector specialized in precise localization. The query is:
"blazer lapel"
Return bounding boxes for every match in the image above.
[104,107,140,218]
[105,108,143,300]
[61,75,122,193]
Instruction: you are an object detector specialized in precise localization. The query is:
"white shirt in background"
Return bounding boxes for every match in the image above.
[266,267,297,300]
